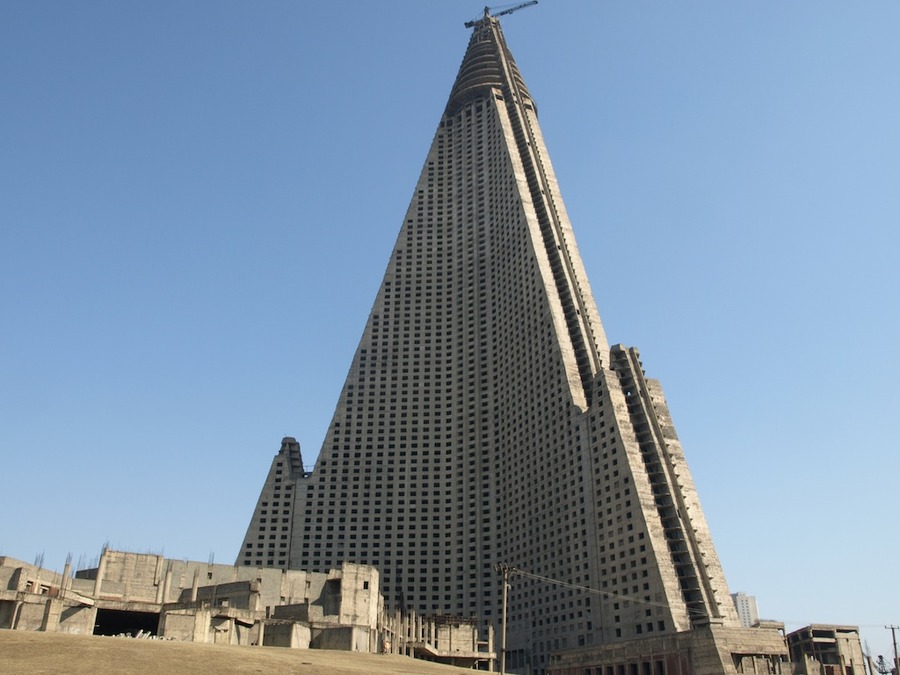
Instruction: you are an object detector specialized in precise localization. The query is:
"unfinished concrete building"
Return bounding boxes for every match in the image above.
[0,548,381,651]
[786,625,868,675]
[0,547,496,668]
[238,8,790,674]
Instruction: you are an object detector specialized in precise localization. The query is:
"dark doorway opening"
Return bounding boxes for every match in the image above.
[93,608,160,636]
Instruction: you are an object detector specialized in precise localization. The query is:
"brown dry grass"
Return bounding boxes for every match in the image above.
[0,630,475,675]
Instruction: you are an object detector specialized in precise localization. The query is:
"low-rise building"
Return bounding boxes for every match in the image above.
[786,624,867,675]
[546,622,791,675]
[0,548,380,651]
[0,547,496,668]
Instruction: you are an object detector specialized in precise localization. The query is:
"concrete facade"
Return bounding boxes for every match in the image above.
[546,625,790,675]
[786,625,867,675]
[0,549,381,651]
[390,611,496,669]
[238,11,786,675]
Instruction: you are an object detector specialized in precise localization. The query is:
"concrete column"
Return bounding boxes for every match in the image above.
[487,622,495,672]
[191,569,200,602]
[193,609,210,643]
[61,559,71,600]
[393,608,401,654]
[92,550,107,599]
[10,600,24,630]
[154,555,164,586]
[40,598,61,632]
[403,611,411,656]
[161,566,173,604]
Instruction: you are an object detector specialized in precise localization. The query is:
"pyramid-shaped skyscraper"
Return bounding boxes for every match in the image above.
[240,12,787,674]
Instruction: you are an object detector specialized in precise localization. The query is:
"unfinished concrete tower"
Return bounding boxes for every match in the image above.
[239,12,787,675]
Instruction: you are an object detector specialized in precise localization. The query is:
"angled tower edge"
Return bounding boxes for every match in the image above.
[236,437,308,569]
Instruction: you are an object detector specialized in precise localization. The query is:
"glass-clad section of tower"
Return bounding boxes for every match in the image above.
[238,15,756,674]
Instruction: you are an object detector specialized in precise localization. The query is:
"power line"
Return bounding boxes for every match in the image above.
[500,563,710,618]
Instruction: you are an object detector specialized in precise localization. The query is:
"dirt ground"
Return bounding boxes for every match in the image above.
[0,630,477,675]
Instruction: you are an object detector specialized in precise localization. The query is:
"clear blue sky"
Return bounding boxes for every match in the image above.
[2,0,898,659]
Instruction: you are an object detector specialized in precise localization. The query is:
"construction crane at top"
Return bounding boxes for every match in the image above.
[464,1,538,28]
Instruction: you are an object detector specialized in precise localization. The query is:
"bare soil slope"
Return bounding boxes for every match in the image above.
[0,631,473,675]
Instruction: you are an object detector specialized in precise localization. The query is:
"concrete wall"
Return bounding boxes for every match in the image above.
[15,601,47,631]
[0,601,15,627]
[263,622,311,648]
[272,603,309,622]
[310,625,371,652]
[77,549,314,609]
[159,608,209,642]
[57,604,95,634]
[335,564,379,629]
[435,620,478,652]
[185,580,259,611]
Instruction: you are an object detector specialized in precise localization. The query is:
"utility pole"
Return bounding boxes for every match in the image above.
[886,626,900,675]
[494,562,517,675]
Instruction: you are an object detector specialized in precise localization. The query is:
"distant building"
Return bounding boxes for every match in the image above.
[786,625,867,675]
[732,592,760,627]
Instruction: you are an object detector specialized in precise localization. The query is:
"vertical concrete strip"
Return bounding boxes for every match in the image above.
[92,549,107,598]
